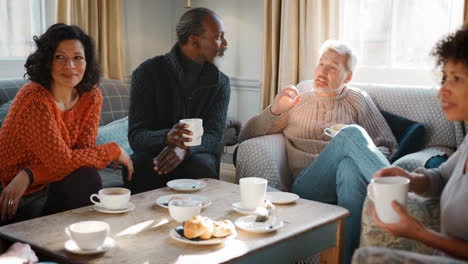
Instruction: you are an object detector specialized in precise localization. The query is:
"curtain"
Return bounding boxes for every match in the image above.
[465,0,468,23]
[260,0,339,109]
[57,0,124,81]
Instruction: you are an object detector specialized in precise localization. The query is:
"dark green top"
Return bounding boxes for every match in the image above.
[128,44,231,158]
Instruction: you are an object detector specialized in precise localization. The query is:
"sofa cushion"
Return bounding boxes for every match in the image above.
[98,79,130,126]
[425,154,448,168]
[0,99,13,128]
[381,111,425,162]
[0,79,27,104]
[353,83,465,149]
[360,194,440,255]
[97,116,132,155]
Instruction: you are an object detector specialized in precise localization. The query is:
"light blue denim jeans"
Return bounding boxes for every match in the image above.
[292,125,390,264]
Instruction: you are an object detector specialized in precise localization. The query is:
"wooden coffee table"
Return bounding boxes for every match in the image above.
[0,178,349,264]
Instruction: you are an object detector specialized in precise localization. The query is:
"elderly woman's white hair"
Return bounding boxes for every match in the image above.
[319,40,357,72]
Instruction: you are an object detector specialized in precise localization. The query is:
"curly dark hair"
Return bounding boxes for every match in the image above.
[24,23,100,92]
[432,23,468,70]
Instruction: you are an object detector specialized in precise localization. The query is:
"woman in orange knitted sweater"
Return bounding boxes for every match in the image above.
[0,24,134,222]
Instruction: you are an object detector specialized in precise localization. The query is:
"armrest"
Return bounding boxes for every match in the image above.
[235,134,292,191]
[392,146,455,171]
[359,193,440,255]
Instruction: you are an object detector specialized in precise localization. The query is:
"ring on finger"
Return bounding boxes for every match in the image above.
[8,199,13,207]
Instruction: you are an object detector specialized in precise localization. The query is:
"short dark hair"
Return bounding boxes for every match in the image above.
[432,23,468,70]
[176,7,218,45]
[24,23,100,93]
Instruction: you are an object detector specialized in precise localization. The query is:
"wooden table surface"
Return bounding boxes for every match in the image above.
[0,178,349,264]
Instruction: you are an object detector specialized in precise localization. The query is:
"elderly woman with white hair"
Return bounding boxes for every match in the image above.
[239,40,397,263]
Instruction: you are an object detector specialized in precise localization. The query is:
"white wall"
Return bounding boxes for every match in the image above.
[121,0,176,79]
[121,0,264,124]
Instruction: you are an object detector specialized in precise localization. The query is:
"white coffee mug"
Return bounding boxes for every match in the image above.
[180,118,204,146]
[90,187,130,210]
[324,124,348,138]
[367,176,410,223]
[66,221,109,250]
[168,199,202,223]
[240,177,267,210]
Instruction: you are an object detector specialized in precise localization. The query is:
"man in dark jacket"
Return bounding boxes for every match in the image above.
[124,8,230,193]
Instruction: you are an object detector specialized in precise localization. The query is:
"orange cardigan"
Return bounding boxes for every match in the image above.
[0,82,121,195]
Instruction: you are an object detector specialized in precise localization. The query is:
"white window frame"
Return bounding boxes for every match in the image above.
[339,0,465,87]
[0,0,56,79]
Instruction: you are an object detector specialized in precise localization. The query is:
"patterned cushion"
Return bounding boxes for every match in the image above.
[393,146,454,171]
[0,79,28,104]
[98,79,130,126]
[96,116,132,155]
[352,83,460,149]
[352,247,468,264]
[0,78,129,126]
[381,111,425,162]
[425,154,448,168]
[236,134,292,191]
[359,193,440,255]
[0,100,13,128]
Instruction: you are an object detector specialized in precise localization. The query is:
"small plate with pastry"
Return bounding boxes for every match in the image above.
[170,216,237,245]
[156,194,212,209]
[235,215,283,233]
[231,200,276,215]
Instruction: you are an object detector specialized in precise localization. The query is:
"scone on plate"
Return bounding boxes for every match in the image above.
[183,216,213,239]
[183,216,234,239]
[212,219,235,238]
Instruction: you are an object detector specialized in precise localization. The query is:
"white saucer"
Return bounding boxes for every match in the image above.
[235,215,283,233]
[231,202,269,215]
[167,179,207,192]
[64,237,115,255]
[156,194,211,208]
[93,202,135,214]
[266,192,299,204]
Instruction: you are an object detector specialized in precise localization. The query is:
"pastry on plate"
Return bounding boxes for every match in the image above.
[183,216,235,240]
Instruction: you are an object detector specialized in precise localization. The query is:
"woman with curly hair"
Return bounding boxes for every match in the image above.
[0,23,134,223]
[353,24,468,263]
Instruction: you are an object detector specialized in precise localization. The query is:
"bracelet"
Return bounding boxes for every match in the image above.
[269,106,281,116]
[23,168,34,185]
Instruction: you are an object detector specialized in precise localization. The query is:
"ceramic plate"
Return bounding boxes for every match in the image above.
[169,227,237,245]
[167,179,207,192]
[231,202,270,216]
[64,237,115,255]
[156,194,211,208]
[266,192,299,204]
[93,202,135,214]
[235,215,283,233]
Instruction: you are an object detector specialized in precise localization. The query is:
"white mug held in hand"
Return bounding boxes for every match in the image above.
[65,221,109,250]
[367,176,410,223]
[324,124,347,138]
[90,187,131,210]
[180,118,204,146]
[240,177,267,210]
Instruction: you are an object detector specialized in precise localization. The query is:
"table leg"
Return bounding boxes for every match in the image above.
[320,218,345,264]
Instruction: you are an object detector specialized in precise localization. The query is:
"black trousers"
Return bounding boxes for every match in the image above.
[42,166,102,215]
[123,152,219,194]
[1,167,101,225]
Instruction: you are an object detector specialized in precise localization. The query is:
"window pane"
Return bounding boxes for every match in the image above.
[0,0,45,58]
[340,0,464,70]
